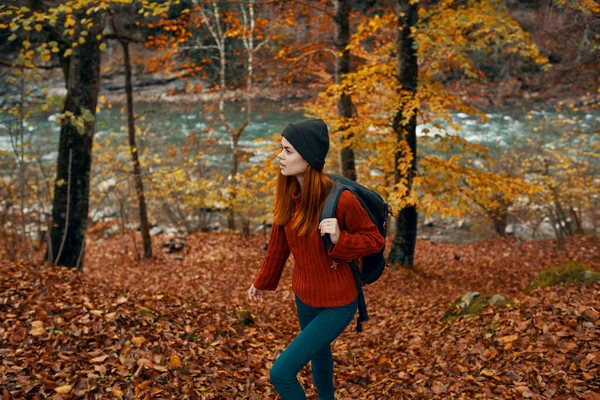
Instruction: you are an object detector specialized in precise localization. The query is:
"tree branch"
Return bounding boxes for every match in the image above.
[0,58,61,70]
[104,33,145,44]
[419,0,470,26]
[293,0,334,20]
[53,149,72,266]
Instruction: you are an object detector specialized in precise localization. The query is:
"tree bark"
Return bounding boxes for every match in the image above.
[487,193,509,236]
[335,0,356,181]
[48,16,103,268]
[387,0,419,267]
[493,210,508,236]
[17,69,30,262]
[229,134,239,231]
[122,40,152,259]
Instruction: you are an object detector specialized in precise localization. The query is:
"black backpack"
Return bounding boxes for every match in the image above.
[320,174,390,332]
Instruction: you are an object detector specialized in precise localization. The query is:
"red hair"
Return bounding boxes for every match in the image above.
[273,167,333,236]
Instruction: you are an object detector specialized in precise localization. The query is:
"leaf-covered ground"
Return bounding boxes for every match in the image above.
[1,233,599,399]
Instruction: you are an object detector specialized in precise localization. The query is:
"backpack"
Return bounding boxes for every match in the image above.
[320,173,390,332]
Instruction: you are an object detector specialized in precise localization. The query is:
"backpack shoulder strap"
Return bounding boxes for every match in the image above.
[321,179,370,333]
[320,181,346,251]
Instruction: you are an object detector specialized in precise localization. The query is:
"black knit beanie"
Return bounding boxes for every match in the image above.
[281,118,329,171]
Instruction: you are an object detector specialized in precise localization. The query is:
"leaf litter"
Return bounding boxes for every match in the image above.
[1,233,598,399]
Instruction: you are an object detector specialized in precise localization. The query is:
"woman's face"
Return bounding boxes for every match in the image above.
[278,137,309,178]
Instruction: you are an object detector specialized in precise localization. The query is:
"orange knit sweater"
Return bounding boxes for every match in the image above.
[253,190,385,308]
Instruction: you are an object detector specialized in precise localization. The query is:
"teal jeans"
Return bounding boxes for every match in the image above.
[270,295,358,400]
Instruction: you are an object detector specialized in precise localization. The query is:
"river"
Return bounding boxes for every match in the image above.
[1,100,598,164]
[1,100,597,242]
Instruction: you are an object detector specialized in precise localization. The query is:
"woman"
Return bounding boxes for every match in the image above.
[247,118,385,400]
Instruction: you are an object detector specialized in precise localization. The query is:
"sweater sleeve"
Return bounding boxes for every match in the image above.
[253,224,290,291]
[328,190,385,260]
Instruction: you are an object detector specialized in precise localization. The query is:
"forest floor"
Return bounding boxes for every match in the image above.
[1,233,599,399]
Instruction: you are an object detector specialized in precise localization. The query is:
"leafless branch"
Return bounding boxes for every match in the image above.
[53,149,72,266]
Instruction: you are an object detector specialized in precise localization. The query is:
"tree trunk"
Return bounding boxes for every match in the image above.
[17,69,30,262]
[122,40,152,259]
[493,211,508,236]
[570,206,584,234]
[217,25,234,230]
[48,18,102,268]
[229,135,239,231]
[551,188,572,237]
[335,0,356,181]
[387,0,419,267]
[490,193,509,236]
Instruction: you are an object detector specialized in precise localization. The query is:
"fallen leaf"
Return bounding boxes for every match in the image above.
[169,352,181,368]
[55,385,72,394]
[498,334,518,343]
[90,354,109,363]
[131,336,146,347]
[515,386,535,398]
[29,326,46,336]
[137,358,154,367]
[432,381,446,394]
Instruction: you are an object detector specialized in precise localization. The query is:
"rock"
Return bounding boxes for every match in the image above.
[237,310,254,325]
[442,292,489,321]
[104,225,120,236]
[150,226,164,236]
[488,294,507,307]
[93,207,118,222]
[204,222,221,232]
[97,178,117,192]
[423,218,435,227]
[583,270,599,283]
[126,223,140,231]
[175,256,184,261]
[164,226,179,236]
[254,223,273,233]
[527,262,600,290]
[461,292,481,308]
[455,219,470,230]
[162,237,185,253]
[538,218,555,237]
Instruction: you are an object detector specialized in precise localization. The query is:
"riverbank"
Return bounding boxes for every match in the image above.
[43,72,316,109]
[35,65,599,111]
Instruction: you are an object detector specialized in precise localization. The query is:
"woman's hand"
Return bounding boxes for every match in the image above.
[319,218,340,244]
[247,284,264,302]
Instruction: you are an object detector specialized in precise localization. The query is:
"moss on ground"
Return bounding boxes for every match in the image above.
[443,292,490,322]
[527,262,600,291]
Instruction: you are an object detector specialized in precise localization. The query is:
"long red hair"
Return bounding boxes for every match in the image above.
[273,167,333,236]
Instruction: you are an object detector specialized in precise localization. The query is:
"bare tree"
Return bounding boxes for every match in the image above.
[194,0,266,231]
[107,4,153,259]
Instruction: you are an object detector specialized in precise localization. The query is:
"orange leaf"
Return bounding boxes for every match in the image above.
[131,336,146,347]
[169,352,181,368]
[90,354,109,363]
[55,385,72,394]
